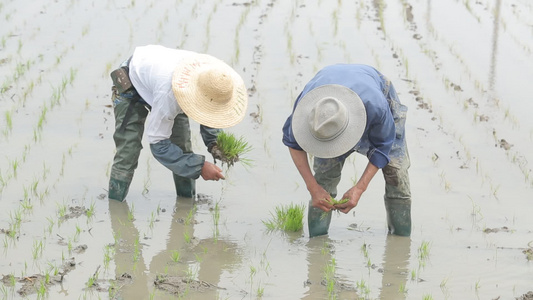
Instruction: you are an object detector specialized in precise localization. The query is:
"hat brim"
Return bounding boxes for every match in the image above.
[172,54,248,128]
[292,84,366,158]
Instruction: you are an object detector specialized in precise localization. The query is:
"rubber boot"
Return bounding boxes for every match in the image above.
[307,200,332,238]
[173,173,196,198]
[109,178,131,202]
[385,200,411,236]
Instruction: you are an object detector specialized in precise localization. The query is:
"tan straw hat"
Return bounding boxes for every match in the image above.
[172,54,248,128]
[292,84,367,158]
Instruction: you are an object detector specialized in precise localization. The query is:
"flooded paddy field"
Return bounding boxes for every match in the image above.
[1,0,532,299]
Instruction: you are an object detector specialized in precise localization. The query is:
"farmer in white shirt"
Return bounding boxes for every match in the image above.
[108,45,247,202]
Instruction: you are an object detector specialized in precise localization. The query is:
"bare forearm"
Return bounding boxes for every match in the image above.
[288,148,320,192]
[289,147,333,211]
[336,161,380,214]
[354,162,379,193]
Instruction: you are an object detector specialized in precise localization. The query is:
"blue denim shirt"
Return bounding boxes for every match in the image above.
[282,64,396,169]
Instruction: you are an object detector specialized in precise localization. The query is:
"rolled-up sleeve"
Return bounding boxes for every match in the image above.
[200,125,221,149]
[282,113,304,151]
[150,140,205,179]
[366,108,395,168]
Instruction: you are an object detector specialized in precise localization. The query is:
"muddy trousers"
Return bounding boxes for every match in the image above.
[108,91,196,202]
[308,146,411,237]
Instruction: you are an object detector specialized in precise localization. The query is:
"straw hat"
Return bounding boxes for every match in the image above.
[172,54,248,128]
[292,84,367,158]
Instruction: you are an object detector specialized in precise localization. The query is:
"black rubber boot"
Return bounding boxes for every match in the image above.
[108,178,131,202]
[173,173,196,198]
[307,200,332,238]
[385,200,411,236]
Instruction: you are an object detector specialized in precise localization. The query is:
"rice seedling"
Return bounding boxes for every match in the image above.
[128,203,135,221]
[57,202,67,219]
[67,239,73,254]
[249,265,257,296]
[440,277,449,290]
[418,240,431,260]
[81,24,90,36]
[356,278,371,298]
[9,209,22,236]
[37,281,47,299]
[59,153,66,177]
[212,131,252,167]
[324,258,337,298]
[185,263,199,281]
[212,201,220,239]
[327,197,349,206]
[262,203,305,232]
[148,211,156,230]
[0,285,7,298]
[183,230,191,244]
[32,239,44,260]
[185,205,196,226]
[422,294,434,300]
[257,284,264,297]
[38,186,49,202]
[103,245,114,271]
[86,201,95,219]
[46,217,55,234]
[4,110,12,132]
[399,282,407,293]
[21,197,33,212]
[10,159,18,178]
[108,280,118,298]
[31,178,39,196]
[86,271,98,288]
[133,237,140,262]
[361,242,369,258]
[439,171,451,192]
[320,197,349,219]
[74,224,82,241]
[410,269,417,281]
[170,250,180,262]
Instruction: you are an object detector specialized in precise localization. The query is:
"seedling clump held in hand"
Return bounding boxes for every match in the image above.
[212,131,252,167]
[320,197,349,220]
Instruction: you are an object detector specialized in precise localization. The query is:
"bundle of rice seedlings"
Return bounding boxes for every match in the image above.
[263,203,305,232]
[211,131,252,167]
[328,197,349,205]
[320,197,349,219]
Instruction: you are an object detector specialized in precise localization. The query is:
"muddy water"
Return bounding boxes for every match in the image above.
[1,0,532,299]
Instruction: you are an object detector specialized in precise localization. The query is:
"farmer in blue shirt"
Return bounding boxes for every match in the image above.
[282,64,411,237]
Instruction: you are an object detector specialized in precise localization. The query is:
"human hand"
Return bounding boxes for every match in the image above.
[201,161,225,181]
[334,186,363,214]
[309,186,334,212]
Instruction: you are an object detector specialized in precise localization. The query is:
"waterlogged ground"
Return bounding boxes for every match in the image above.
[1,0,532,299]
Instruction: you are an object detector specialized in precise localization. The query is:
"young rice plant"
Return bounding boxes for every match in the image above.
[263,203,305,232]
[212,131,252,167]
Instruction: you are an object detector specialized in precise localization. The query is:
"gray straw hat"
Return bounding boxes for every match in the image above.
[292,84,366,158]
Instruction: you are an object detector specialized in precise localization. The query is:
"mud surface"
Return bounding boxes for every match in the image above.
[1,0,533,299]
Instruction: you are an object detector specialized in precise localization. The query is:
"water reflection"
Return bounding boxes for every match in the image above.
[108,200,150,299]
[108,198,241,298]
[378,235,411,300]
[302,236,359,299]
[302,235,410,299]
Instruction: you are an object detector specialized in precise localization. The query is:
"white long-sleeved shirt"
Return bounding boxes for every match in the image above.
[128,45,197,144]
